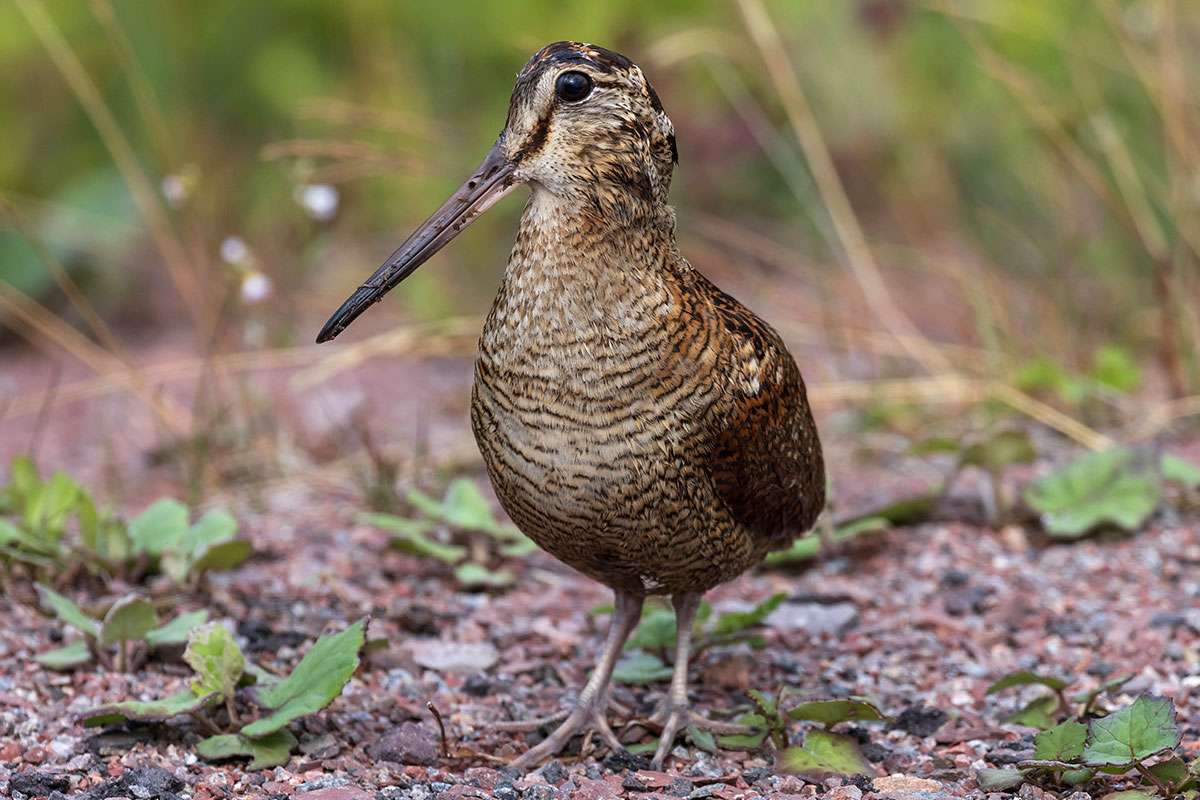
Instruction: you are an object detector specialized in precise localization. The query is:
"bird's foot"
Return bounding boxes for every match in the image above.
[646,705,756,768]
[508,699,626,770]
[646,704,755,735]
[650,702,688,768]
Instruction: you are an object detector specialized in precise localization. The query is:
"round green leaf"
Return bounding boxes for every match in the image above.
[185,623,245,700]
[781,730,871,777]
[196,730,297,771]
[1082,695,1181,767]
[99,595,159,645]
[787,698,887,726]
[1034,719,1087,761]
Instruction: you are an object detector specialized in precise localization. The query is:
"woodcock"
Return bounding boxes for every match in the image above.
[318,41,825,768]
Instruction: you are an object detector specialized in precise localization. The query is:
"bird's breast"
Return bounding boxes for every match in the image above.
[469,273,723,541]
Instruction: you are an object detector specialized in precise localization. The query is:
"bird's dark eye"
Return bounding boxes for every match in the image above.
[555,70,593,103]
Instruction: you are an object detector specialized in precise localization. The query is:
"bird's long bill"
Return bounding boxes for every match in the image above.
[316,141,517,343]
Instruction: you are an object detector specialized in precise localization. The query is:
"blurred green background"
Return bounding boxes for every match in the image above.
[1,0,1197,396]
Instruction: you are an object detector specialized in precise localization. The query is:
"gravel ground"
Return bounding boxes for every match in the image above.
[0,345,1197,800]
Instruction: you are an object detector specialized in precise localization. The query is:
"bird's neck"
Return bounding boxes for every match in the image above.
[487,187,683,347]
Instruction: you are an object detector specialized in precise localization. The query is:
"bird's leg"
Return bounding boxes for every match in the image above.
[651,592,701,768]
[509,590,644,769]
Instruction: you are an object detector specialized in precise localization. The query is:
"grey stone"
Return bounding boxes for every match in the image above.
[368,722,441,766]
[766,601,859,635]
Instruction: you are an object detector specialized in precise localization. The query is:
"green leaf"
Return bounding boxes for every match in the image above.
[987,669,1070,694]
[1061,768,1094,786]
[196,730,297,770]
[187,508,238,551]
[361,513,465,563]
[35,583,99,638]
[78,500,132,566]
[361,512,435,537]
[1147,757,1190,791]
[1015,356,1074,397]
[0,544,57,567]
[1023,448,1160,537]
[189,539,253,575]
[1090,345,1141,393]
[405,488,447,520]
[910,436,963,456]
[240,618,366,738]
[99,595,159,645]
[612,651,673,685]
[242,662,282,689]
[747,689,779,718]
[1004,694,1060,730]
[1099,792,1159,800]
[976,768,1026,791]
[453,562,514,587]
[787,698,886,726]
[81,689,214,726]
[0,519,20,546]
[627,606,678,651]
[713,593,786,636]
[961,430,1036,471]
[686,725,717,753]
[718,730,768,749]
[23,471,79,538]
[9,455,39,506]
[1082,695,1181,767]
[781,730,871,777]
[129,498,190,556]
[1034,719,1087,761]
[862,492,939,525]
[765,516,890,565]
[439,478,497,531]
[35,640,93,670]
[498,534,539,557]
[718,714,770,749]
[146,610,209,647]
[160,550,190,584]
[185,623,245,700]
[1161,455,1200,489]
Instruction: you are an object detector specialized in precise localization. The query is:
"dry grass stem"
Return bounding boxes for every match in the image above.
[735,0,952,376]
[14,0,207,330]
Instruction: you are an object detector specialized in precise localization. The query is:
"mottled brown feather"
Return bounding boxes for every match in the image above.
[465,41,824,596]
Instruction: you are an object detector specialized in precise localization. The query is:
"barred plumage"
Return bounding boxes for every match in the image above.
[318,40,824,769]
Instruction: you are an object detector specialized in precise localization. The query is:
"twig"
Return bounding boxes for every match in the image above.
[989,383,1113,451]
[225,695,241,727]
[189,709,223,737]
[1135,761,1171,795]
[1015,759,1077,770]
[27,360,62,461]
[427,701,450,759]
[0,281,190,436]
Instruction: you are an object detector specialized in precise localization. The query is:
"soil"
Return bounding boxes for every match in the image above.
[0,316,1197,800]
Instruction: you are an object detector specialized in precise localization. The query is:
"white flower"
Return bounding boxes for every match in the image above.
[297,183,340,221]
[161,174,188,208]
[220,236,249,265]
[240,271,272,304]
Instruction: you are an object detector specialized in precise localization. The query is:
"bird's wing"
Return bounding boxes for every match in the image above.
[695,274,825,544]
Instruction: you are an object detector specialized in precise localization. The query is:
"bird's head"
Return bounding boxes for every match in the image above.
[317,41,675,343]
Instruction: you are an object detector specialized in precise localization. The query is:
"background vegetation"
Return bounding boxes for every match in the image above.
[1,3,1198,792]
[3,0,1197,390]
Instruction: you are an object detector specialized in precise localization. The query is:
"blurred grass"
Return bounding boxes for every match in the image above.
[1,1,1198,400]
